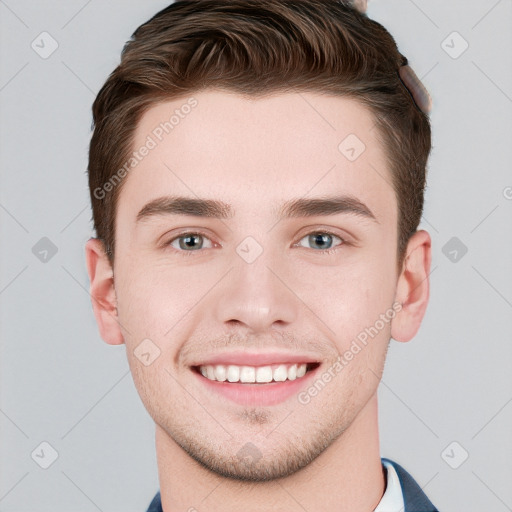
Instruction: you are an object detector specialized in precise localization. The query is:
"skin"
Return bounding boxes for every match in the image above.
[86,90,431,512]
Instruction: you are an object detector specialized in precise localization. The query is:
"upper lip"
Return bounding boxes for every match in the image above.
[192,352,320,367]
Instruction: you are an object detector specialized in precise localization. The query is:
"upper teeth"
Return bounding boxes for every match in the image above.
[199,363,308,383]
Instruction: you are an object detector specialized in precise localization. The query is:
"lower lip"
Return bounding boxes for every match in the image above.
[192,365,320,406]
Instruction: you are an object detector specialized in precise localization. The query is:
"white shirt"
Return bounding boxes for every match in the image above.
[373,459,405,512]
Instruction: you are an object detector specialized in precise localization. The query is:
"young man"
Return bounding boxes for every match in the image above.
[85,1,437,510]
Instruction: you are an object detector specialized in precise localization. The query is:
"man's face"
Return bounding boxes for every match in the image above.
[113,90,400,480]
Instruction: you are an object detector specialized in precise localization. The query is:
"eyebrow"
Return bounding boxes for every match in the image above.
[136,196,233,221]
[136,195,377,222]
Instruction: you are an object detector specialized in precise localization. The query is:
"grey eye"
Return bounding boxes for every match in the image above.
[298,232,342,250]
[170,233,213,251]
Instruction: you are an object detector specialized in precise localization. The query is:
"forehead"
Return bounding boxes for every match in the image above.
[119,90,396,225]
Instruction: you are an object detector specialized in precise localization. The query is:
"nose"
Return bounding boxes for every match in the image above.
[212,248,298,333]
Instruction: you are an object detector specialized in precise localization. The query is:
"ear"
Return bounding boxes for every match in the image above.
[85,238,124,345]
[391,230,432,342]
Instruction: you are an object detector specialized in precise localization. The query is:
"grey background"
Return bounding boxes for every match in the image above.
[1,0,511,511]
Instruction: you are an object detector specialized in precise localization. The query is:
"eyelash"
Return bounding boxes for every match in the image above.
[164,230,346,257]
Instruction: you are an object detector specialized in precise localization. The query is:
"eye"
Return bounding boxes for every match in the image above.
[168,232,214,252]
[296,231,344,252]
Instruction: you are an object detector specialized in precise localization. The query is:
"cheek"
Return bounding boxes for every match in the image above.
[115,257,218,342]
[295,250,397,350]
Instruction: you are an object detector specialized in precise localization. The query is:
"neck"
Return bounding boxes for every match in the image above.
[155,393,384,512]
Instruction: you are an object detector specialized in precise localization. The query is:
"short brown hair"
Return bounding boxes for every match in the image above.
[88,0,431,268]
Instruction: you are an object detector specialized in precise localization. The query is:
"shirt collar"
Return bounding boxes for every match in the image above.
[373,459,405,512]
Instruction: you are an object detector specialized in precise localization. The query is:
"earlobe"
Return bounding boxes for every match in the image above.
[391,230,432,343]
[85,238,125,345]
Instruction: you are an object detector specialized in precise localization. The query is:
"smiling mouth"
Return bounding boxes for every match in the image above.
[192,362,320,384]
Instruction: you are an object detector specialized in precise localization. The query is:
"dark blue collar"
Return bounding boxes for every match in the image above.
[381,458,438,511]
